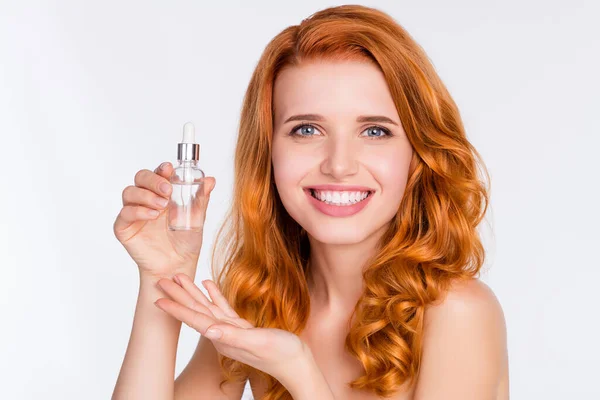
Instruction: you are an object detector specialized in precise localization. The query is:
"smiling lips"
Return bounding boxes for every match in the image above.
[304,186,375,217]
[310,189,370,205]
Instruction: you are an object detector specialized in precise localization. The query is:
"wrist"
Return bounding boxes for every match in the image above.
[138,266,197,284]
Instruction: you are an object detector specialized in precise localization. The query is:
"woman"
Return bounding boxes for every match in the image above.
[112,5,508,400]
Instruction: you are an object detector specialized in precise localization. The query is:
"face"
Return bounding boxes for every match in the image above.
[271,60,414,245]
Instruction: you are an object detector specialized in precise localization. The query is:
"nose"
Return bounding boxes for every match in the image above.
[320,136,359,179]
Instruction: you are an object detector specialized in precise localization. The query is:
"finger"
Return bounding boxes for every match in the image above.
[201,279,240,319]
[154,297,216,333]
[203,176,216,196]
[114,205,160,232]
[154,161,173,180]
[134,168,172,199]
[203,324,261,350]
[174,273,231,319]
[190,176,216,216]
[122,185,169,210]
[157,278,213,317]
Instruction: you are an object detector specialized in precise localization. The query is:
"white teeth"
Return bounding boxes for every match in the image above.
[311,190,371,206]
[332,192,341,203]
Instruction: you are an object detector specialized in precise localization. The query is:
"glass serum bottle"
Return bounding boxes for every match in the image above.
[167,122,206,231]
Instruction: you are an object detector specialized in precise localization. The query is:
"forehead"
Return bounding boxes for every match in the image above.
[273,60,398,124]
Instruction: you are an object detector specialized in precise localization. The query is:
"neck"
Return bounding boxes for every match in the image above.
[305,223,389,316]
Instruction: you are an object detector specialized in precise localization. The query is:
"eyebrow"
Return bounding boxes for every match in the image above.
[283,113,399,126]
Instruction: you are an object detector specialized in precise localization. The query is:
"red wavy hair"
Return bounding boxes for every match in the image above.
[208,4,491,399]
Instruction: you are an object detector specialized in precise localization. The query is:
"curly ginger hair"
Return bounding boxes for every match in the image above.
[208,4,491,399]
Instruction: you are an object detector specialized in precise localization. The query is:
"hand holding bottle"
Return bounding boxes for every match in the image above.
[113,161,216,279]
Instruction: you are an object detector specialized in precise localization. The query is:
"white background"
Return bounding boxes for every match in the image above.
[1,1,598,399]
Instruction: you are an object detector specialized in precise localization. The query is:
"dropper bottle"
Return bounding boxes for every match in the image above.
[167,122,206,231]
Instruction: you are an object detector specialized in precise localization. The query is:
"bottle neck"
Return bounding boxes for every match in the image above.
[177,159,198,166]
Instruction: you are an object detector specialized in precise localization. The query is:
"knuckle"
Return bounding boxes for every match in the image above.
[116,206,134,225]
[206,305,222,319]
[190,300,203,312]
[136,206,149,218]
[124,206,137,220]
[121,185,135,202]
[134,169,150,185]
[117,206,129,219]
[190,313,205,332]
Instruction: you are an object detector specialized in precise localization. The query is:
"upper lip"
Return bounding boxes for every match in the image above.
[305,184,375,192]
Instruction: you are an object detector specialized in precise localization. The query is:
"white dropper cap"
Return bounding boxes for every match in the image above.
[183,122,195,143]
[177,121,200,161]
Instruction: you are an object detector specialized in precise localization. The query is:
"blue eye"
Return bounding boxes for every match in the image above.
[363,126,390,138]
[288,123,393,140]
[294,124,318,137]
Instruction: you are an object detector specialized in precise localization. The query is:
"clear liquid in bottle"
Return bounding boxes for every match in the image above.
[167,122,206,232]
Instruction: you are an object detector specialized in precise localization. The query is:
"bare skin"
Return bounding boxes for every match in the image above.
[111,161,218,400]
[254,59,509,399]
[112,59,509,400]
[248,278,509,399]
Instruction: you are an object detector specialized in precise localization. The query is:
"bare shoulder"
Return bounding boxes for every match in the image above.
[425,278,507,349]
[427,278,505,322]
[413,278,508,400]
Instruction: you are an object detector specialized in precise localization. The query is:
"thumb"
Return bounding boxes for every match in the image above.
[191,176,215,212]
[203,176,216,197]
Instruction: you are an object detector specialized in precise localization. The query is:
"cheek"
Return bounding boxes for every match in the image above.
[367,144,413,201]
[271,142,313,195]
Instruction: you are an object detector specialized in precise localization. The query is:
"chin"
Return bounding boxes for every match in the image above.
[300,219,383,246]
[306,229,367,245]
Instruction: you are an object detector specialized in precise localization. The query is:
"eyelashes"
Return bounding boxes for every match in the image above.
[287,123,393,140]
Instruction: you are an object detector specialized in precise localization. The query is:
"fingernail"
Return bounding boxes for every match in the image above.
[155,197,169,207]
[160,182,171,194]
[205,328,222,339]
[173,275,182,285]
[159,162,169,170]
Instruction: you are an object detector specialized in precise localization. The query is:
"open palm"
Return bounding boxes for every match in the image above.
[155,273,306,381]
